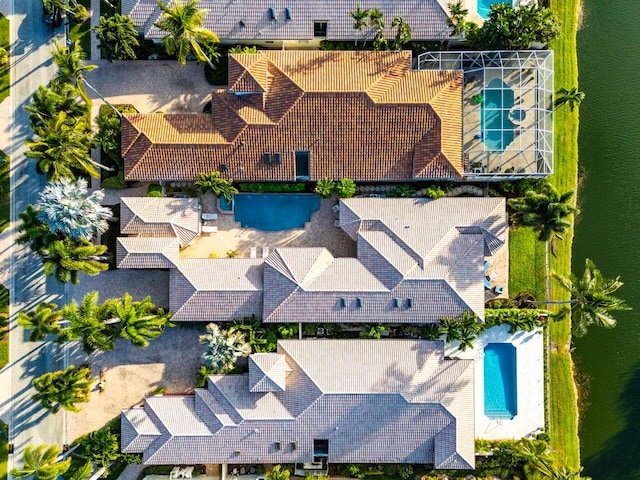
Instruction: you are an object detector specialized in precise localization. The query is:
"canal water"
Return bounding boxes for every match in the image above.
[574,0,640,478]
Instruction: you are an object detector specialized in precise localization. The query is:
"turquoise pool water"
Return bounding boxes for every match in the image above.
[484,343,518,418]
[477,0,511,19]
[481,78,515,152]
[234,194,320,231]
[219,196,233,211]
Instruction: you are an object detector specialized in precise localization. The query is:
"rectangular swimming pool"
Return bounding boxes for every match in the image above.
[234,193,320,232]
[484,342,517,418]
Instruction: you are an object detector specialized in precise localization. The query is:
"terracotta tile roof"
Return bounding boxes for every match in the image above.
[121,339,474,469]
[122,51,463,182]
[123,0,454,42]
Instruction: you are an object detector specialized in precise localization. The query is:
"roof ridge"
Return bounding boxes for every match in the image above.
[366,58,410,103]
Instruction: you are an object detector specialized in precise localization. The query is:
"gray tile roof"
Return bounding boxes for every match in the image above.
[169,259,264,321]
[123,0,453,42]
[116,237,180,269]
[249,353,289,392]
[120,197,201,247]
[261,197,505,323]
[121,339,474,469]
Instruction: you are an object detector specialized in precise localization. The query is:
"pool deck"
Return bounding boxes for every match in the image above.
[180,194,357,259]
[446,325,545,440]
[463,67,541,174]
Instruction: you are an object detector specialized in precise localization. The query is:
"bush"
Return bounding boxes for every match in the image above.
[101,171,127,189]
[277,323,298,339]
[0,47,8,66]
[388,184,416,197]
[147,183,162,197]
[335,178,356,198]
[226,250,238,258]
[196,364,216,387]
[238,183,306,193]
[424,185,446,199]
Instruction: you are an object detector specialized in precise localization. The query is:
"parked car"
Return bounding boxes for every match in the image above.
[42,4,62,29]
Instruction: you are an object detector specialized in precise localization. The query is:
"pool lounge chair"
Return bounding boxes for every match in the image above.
[202,213,218,221]
[170,467,182,479]
[250,246,257,258]
[484,277,491,289]
[202,225,218,233]
[332,204,340,213]
[183,467,194,479]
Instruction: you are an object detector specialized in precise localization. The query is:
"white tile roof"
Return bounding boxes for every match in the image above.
[116,237,180,269]
[123,0,454,42]
[121,339,474,469]
[120,197,201,247]
[249,353,289,392]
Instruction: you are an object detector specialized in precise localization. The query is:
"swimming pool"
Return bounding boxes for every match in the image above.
[477,0,511,19]
[234,194,320,231]
[481,78,515,152]
[484,343,517,418]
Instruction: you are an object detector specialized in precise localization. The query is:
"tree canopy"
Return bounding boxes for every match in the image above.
[466,4,560,50]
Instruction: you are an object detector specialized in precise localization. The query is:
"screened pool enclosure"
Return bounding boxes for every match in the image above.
[417,50,554,180]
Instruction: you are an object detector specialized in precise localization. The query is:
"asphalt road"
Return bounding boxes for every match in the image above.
[4,0,68,469]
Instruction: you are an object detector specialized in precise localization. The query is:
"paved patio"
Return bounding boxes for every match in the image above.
[66,323,204,440]
[182,195,356,259]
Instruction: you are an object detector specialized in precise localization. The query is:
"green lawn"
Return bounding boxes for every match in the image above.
[0,13,9,104]
[0,420,7,480]
[508,0,581,470]
[69,0,92,58]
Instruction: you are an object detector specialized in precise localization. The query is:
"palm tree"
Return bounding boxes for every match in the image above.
[552,258,631,337]
[61,291,116,353]
[154,0,220,69]
[10,444,71,480]
[194,171,238,201]
[79,429,120,469]
[94,14,140,62]
[266,465,291,480]
[67,462,93,480]
[51,40,97,108]
[43,0,87,22]
[17,303,64,341]
[17,204,60,257]
[446,0,469,37]
[438,311,479,351]
[36,178,113,240]
[32,365,92,413]
[26,111,97,180]
[554,86,585,112]
[25,84,87,130]
[335,178,356,198]
[391,17,411,51]
[104,293,173,348]
[515,438,553,478]
[42,237,109,285]
[199,323,251,371]
[368,7,384,30]
[508,182,579,243]
[348,4,370,46]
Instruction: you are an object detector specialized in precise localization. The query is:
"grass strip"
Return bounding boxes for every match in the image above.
[0,14,9,104]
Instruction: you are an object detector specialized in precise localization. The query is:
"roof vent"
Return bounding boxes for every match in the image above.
[268,7,276,20]
[219,163,228,172]
[275,442,281,451]
[284,7,292,20]
[339,297,347,308]
[291,441,297,450]
[406,298,413,308]
[263,152,272,165]
[393,298,400,308]
[238,19,246,28]
[234,450,241,456]
[274,152,282,165]
[356,297,363,308]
